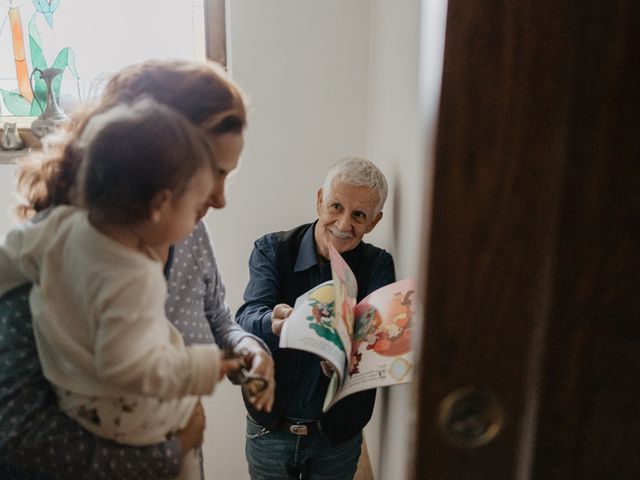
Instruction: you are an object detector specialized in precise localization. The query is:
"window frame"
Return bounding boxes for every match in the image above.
[205,0,227,66]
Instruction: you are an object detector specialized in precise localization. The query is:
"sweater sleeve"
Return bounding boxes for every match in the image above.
[196,223,269,352]
[0,206,75,296]
[92,268,220,398]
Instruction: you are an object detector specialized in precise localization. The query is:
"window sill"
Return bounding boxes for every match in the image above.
[0,148,34,164]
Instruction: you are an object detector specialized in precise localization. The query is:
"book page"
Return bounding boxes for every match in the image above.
[325,277,417,410]
[328,244,357,363]
[317,244,358,411]
[279,280,347,376]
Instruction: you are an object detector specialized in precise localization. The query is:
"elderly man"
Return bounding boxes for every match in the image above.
[236,157,395,479]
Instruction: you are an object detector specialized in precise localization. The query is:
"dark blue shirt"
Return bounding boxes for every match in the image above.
[236,222,395,420]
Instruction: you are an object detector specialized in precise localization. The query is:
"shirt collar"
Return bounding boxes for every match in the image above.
[294,222,319,272]
[293,221,364,272]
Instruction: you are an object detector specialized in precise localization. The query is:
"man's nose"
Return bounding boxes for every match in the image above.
[335,212,351,230]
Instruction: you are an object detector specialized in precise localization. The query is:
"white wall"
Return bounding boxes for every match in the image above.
[365,1,447,479]
[365,2,425,478]
[0,163,19,233]
[202,1,373,478]
[203,0,444,478]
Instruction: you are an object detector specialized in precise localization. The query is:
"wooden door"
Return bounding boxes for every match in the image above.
[412,0,639,478]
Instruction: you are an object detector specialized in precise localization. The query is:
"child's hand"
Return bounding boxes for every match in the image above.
[177,401,205,455]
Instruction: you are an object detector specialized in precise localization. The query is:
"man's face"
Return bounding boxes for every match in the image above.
[314,183,383,259]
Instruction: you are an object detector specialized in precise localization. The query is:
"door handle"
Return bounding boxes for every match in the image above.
[437,386,504,448]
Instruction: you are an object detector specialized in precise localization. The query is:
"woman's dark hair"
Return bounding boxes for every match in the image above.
[15,59,247,220]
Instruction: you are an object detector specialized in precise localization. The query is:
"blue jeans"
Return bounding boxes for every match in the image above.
[245,416,362,480]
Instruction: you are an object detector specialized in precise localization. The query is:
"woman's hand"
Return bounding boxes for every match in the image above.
[176,401,205,455]
[219,353,244,380]
[235,337,275,412]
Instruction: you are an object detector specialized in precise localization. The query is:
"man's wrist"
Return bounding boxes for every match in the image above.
[260,311,280,350]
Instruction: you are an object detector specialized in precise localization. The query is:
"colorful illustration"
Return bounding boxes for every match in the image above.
[349,306,378,375]
[304,284,342,350]
[0,1,79,115]
[365,288,415,357]
[348,280,415,376]
[329,244,357,334]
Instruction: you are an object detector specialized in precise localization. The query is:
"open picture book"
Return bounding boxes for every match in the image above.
[279,243,416,412]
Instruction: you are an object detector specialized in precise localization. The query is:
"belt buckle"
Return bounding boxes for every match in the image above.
[289,424,308,436]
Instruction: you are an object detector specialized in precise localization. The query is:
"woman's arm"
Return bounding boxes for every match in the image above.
[170,223,274,410]
[194,222,269,351]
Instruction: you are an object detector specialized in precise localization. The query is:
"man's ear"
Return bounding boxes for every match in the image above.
[149,190,172,224]
[366,211,384,233]
[316,188,324,214]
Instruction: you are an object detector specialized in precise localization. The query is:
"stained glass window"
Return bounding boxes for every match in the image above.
[0,0,207,117]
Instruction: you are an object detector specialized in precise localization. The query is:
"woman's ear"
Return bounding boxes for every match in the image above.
[149,190,172,224]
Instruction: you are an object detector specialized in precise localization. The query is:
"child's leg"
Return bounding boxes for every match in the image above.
[57,391,205,478]
[178,448,202,480]
[56,389,198,445]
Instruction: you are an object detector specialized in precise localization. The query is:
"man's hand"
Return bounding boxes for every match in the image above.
[177,401,205,455]
[271,303,293,337]
[235,337,275,412]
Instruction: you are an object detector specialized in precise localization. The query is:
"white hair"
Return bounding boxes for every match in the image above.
[322,157,388,214]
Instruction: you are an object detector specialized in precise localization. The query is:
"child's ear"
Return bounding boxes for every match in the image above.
[149,190,172,224]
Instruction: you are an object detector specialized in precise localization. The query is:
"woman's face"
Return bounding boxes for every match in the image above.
[196,132,244,219]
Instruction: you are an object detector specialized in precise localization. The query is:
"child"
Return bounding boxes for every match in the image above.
[0,98,238,479]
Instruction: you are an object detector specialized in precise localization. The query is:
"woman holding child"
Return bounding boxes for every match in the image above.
[0,59,273,479]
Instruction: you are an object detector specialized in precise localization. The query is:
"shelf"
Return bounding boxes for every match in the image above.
[0,149,33,164]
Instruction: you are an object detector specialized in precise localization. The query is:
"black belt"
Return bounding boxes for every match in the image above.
[279,418,323,436]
